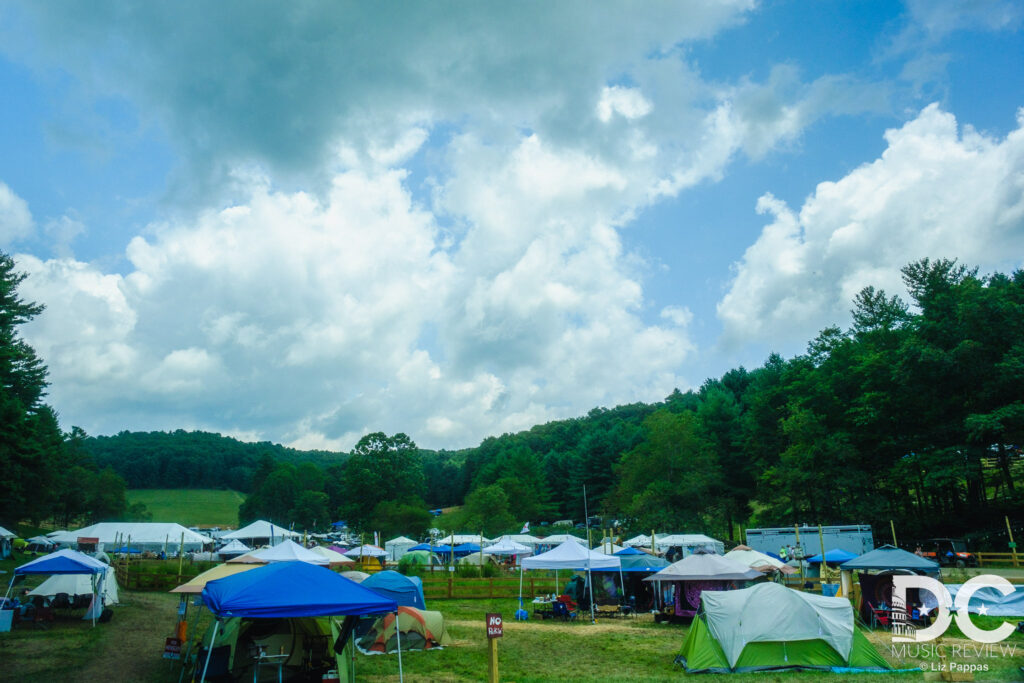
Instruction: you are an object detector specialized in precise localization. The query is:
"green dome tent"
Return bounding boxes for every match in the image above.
[678,582,892,674]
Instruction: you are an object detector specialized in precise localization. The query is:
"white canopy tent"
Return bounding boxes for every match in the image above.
[521,541,622,622]
[385,536,418,562]
[50,522,210,552]
[308,546,354,566]
[436,534,491,546]
[30,569,120,606]
[242,539,329,565]
[345,544,387,559]
[219,520,300,545]
[644,553,763,583]
[484,536,533,556]
[215,539,250,560]
[0,526,16,539]
[654,534,725,556]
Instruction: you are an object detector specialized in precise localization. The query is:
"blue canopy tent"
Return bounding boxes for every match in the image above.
[613,547,646,556]
[199,561,400,682]
[839,545,939,573]
[808,548,859,564]
[5,549,109,626]
[452,542,481,557]
[362,571,426,610]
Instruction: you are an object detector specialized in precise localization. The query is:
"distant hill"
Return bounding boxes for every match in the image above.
[127,488,245,527]
[84,430,347,492]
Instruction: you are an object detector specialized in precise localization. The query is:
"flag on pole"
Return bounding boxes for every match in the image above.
[373,531,379,546]
[520,522,530,534]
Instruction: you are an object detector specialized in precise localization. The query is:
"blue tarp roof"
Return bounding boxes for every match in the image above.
[15,548,107,575]
[202,561,398,618]
[807,548,859,564]
[453,543,481,554]
[361,570,426,610]
[840,545,940,572]
[596,553,670,573]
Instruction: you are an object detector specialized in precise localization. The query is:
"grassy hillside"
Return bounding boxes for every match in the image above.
[127,489,244,528]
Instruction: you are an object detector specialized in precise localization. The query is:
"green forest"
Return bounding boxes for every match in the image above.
[2,254,1022,548]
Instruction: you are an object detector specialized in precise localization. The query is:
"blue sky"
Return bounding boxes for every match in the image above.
[0,1,1021,450]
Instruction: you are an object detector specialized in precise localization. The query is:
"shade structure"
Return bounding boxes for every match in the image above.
[0,526,16,539]
[241,539,329,565]
[522,541,621,571]
[839,545,939,572]
[596,552,670,573]
[536,534,587,548]
[385,536,418,562]
[436,534,490,546]
[483,536,533,556]
[171,563,259,593]
[654,534,725,555]
[30,570,119,605]
[345,544,387,558]
[724,547,796,574]
[50,522,209,551]
[308,546,355,565]
[807,548,859,564]
[220,520,299,543]
[340,570,370,583]
[216,539,250,560]
[614,546,647,556]
[453,542,481,555]
[202,561,397,618]
[362,570,427,610]
[623,534,653,547]
[645,553,763,582]
[595,543,626,555]
[15,548,108,575]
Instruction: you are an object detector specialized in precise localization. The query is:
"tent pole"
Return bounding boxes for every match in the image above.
[394,610,404,682]
[199,619,220,683]
[587,562,595,623]
[2,574,14,604]
[517,564,524,611]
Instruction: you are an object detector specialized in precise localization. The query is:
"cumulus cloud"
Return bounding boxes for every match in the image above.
[0,181,34,245]
[718,104,1024,348]
[19,157,695,448]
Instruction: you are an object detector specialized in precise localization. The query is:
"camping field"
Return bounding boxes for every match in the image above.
[2,579,1022,682]
[127,489,244,528]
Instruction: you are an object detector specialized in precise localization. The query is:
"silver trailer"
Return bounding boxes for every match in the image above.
[745,524,874,558]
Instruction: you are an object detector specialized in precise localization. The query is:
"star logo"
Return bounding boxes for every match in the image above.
[977,604,988,616]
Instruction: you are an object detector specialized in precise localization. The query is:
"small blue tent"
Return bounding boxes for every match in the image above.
[807,548,859,564]
[614,547,646,556]
[202,561,397,618]
[362,570,426,610]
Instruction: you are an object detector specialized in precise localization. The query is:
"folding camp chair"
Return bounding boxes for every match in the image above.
[551,601,577,621]
[868,603,890,629]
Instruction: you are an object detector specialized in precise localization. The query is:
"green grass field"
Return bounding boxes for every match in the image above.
[127,489,244,528]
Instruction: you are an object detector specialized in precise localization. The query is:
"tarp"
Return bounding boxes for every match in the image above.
[645,553,763,582]
[595,552,669,573]
[241,539,329,565]
[614,546,647,556]
[171,563,259,593]
[50,522,209,551]
[362,570,426,610]
[807,548,859,564]
[15,548,108,575]
[26,535,56,546]
[840,545,939,572]
[724,547,796,574]
[946,584,1024,617]
[220,520,300,543]
[30,569,120,604]
[202,562,397,618]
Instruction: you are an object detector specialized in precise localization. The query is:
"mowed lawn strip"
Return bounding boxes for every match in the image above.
[126,489,244,528]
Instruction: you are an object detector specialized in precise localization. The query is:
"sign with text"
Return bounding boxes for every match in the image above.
[486,613,503,638]
[162,637,182,660]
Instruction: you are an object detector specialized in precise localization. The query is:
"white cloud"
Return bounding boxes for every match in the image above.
[0,181,34,245]
[597,86,653,123]
[718,104,1024,348]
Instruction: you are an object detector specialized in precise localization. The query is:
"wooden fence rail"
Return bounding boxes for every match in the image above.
[975,551,1020,567]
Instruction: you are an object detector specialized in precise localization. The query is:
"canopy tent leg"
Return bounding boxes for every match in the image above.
[394,610,403,682]
[517,565,524,611]
[199,619,220,683]
[2,574,14,604]
[587,564,595,623]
